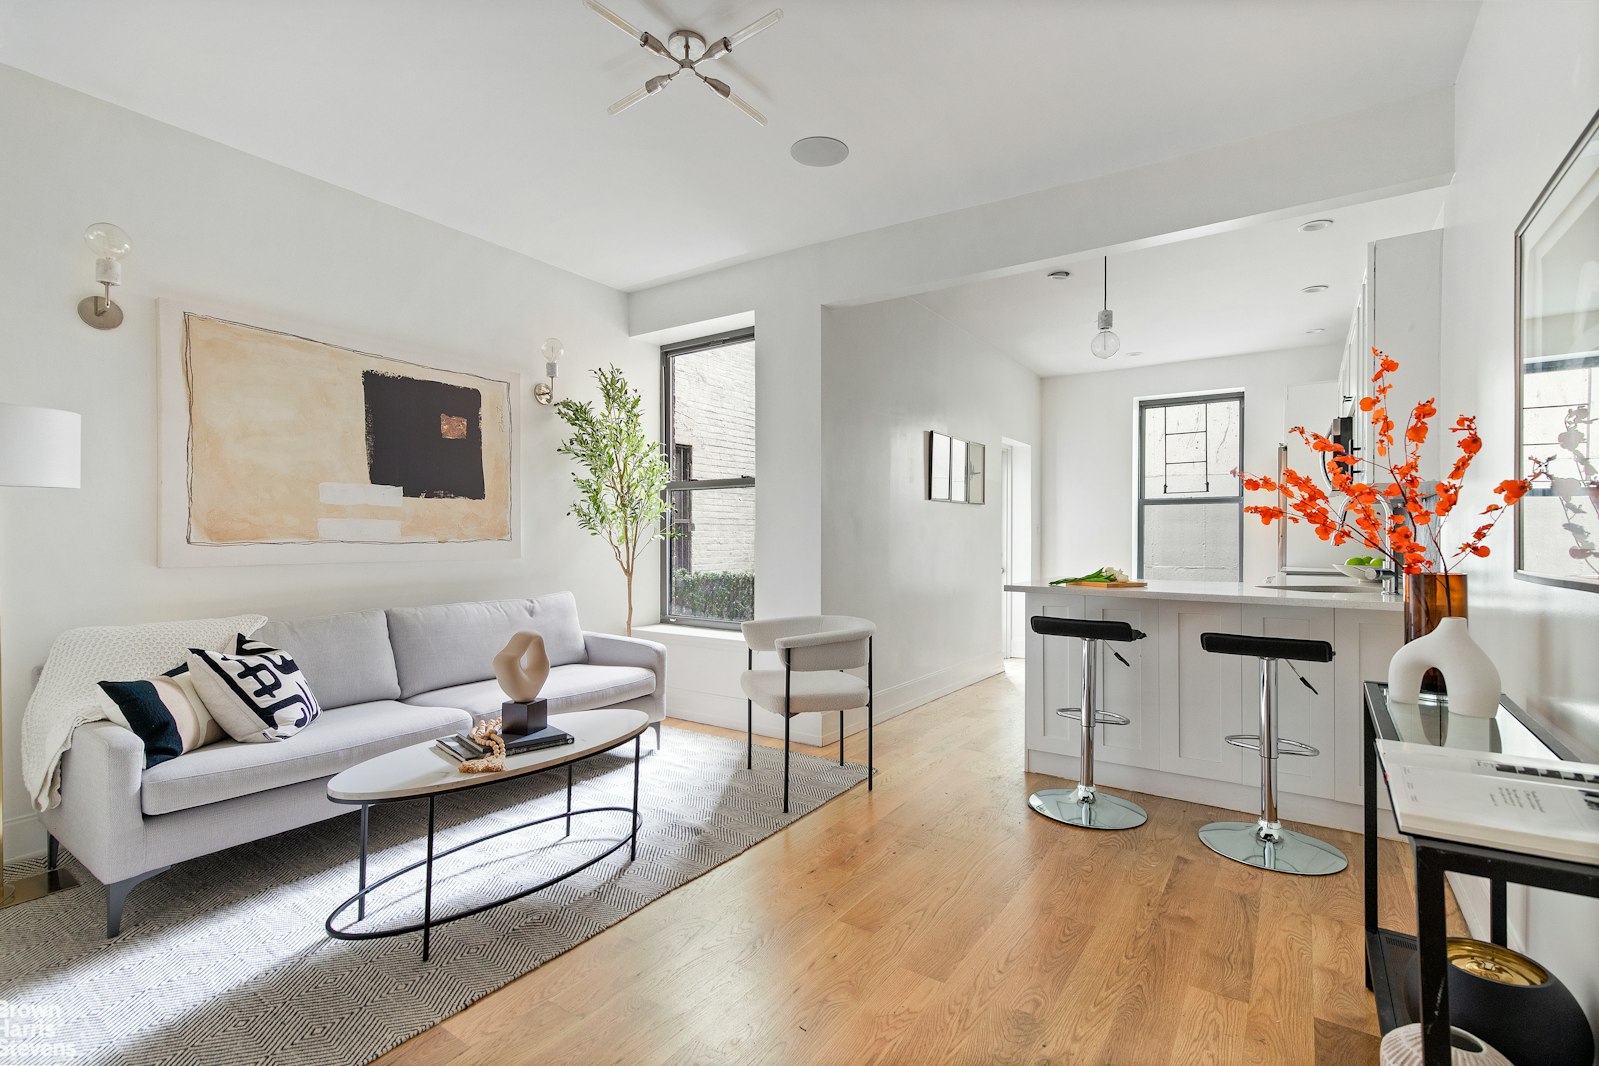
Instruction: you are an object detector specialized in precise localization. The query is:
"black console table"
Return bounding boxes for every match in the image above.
[1363,681,1599,1066]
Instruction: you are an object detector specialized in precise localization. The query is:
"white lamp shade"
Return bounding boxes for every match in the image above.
[0,404,81,488]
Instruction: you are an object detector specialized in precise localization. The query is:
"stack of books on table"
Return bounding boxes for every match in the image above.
[433,724,575,765]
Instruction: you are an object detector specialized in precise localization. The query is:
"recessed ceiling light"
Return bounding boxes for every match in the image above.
[1127,351,1145,357]
[1306,327,1327,334]
[790,136,850,167]
[1047,270,1071,279]
[1299,219,1334,232]
[1300,284,1329,294]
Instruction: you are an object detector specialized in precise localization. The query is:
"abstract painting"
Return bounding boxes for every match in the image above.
[158,301,518,566]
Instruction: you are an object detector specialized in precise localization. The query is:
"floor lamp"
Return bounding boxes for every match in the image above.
[0,404,81,908]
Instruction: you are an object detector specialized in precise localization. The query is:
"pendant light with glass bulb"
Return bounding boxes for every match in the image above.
[1091,256,1120,359]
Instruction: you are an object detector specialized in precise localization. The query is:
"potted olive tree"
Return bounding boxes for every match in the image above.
[555,365,672,636]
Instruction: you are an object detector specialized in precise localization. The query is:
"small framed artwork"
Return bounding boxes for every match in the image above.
[950,439,968,502]
[1514,106,1599,592]
[928,432,951,501]
[966,442,986,504]
[925,430,987,504]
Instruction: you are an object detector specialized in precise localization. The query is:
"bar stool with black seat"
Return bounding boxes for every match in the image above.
[1196,631,1347,876]
[1028,615,1148,831]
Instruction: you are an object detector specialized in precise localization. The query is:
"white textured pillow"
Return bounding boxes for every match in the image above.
[187,635,322,743]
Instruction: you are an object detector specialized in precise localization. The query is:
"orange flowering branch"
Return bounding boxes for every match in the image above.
[1239,348,1531,575]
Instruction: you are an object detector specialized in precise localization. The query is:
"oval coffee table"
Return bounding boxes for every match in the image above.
[325,707,648,960]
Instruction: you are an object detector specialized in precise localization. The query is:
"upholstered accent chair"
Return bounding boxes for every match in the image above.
[739,615,875,812]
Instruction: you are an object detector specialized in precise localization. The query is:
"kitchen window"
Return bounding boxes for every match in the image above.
[1137,392,1244,581]
[660,329,756,627]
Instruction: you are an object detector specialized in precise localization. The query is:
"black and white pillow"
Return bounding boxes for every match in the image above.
[186,635,321,743]
[98,663,226,768]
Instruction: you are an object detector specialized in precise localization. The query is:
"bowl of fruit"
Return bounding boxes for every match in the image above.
[1334,555,1386,583]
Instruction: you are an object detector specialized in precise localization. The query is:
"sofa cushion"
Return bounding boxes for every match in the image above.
[405,664,656,722]
[386,593,587,697]
[139,700,469,816]
[256,609,401,709]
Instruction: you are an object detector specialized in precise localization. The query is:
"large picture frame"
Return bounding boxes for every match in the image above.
[157,298,520,567]
[1514,107,1599,592]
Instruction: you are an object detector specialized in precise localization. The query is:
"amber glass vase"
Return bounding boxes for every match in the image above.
[1403,573,1468,697]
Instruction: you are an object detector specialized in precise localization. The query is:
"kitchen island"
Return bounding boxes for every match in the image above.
[1005,580,1403,830]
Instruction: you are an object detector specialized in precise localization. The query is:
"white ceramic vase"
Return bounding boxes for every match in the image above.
[1387,617,1501,718]
[1380,1024,1512,1066]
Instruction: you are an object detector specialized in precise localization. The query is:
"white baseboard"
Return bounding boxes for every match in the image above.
[5,810,48,862]
[666,653,1003,749]
[1025,749,1400,837]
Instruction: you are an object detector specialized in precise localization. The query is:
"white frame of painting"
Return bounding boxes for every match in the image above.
[157,298,522,567]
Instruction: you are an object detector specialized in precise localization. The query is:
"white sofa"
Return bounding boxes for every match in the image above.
[38,592,666,935]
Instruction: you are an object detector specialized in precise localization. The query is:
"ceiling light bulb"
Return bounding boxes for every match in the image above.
[84,223,131,260]
[727,10,782,48]
[1091,329,1120,359]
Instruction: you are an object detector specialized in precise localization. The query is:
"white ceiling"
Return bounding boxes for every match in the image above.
[0,1,1480,291]
[909,187,1448,377]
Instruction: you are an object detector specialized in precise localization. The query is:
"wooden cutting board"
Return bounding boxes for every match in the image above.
[1059,580,1148,588]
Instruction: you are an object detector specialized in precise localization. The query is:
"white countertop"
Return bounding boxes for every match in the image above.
[1004,579,1402,612]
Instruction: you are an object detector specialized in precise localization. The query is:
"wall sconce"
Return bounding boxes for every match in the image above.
[77,222,131,330]
[533,337,563,405]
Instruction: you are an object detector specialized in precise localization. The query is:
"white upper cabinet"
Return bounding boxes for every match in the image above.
[1335,229,1443,480]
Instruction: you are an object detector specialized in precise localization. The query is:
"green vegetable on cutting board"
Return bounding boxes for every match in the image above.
[1050,565,1132,585]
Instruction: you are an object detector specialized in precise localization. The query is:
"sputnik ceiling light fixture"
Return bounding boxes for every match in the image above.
[1091,255,1120,359]
[585,1,782,126]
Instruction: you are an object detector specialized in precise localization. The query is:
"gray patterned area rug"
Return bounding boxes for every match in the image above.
[0,727,867,1066]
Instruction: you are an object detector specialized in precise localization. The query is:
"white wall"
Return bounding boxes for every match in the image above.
[1041,345,1342,584]
[0,67,656,856]
[820,298,1042,721]
[1434,2,1599,1050]
[629,90,1456,628]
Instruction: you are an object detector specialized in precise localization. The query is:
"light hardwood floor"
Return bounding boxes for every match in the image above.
[379,662,1460,1066]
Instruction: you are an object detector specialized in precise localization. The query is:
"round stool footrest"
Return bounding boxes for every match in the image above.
[1055,708,1132,727]
[1222,734,1320,757]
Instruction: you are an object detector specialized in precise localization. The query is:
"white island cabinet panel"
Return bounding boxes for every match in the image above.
[1010,580,1402,831]
[1238,605,1339,800]
[1032,595,1162,771]
[1157,600,1247,783]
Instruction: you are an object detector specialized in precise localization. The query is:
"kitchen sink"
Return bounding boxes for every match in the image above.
[1257,584,1382,594]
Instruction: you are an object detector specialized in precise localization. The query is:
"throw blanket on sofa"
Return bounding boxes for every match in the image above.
[21,614,267,812]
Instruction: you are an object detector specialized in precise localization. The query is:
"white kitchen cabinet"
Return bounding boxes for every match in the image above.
[1336,229,1443,479]
[1015,581,1404,830]
[1156,599,1247,784]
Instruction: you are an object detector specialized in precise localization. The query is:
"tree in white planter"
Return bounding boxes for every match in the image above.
[555,365,672,636]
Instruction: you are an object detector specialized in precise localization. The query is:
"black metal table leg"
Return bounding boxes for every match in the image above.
[358,804,370,921]
[839,709,845,765]
[1364,702,1378,989]
[1490,879,1508,944]
[422,796,436,962]
[867,638,874,791]
[631,735,641,861]
[566,763,573,838]
[1415,844,1451,1066]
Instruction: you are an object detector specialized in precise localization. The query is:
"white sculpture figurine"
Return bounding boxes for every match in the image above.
[494,631,551,703]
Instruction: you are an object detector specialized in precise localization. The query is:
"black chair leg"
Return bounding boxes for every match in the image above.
[47,834,59,871]
[746,698,753,769]
[783,713,791,814]
[867,699,874,790]
[839,709,845,765]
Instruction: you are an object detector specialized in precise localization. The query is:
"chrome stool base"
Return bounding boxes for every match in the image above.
[1197,820,1348,876]
[1029,787,1147,831]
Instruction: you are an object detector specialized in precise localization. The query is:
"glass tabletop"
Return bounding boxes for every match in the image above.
[1366,681,1579,763]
